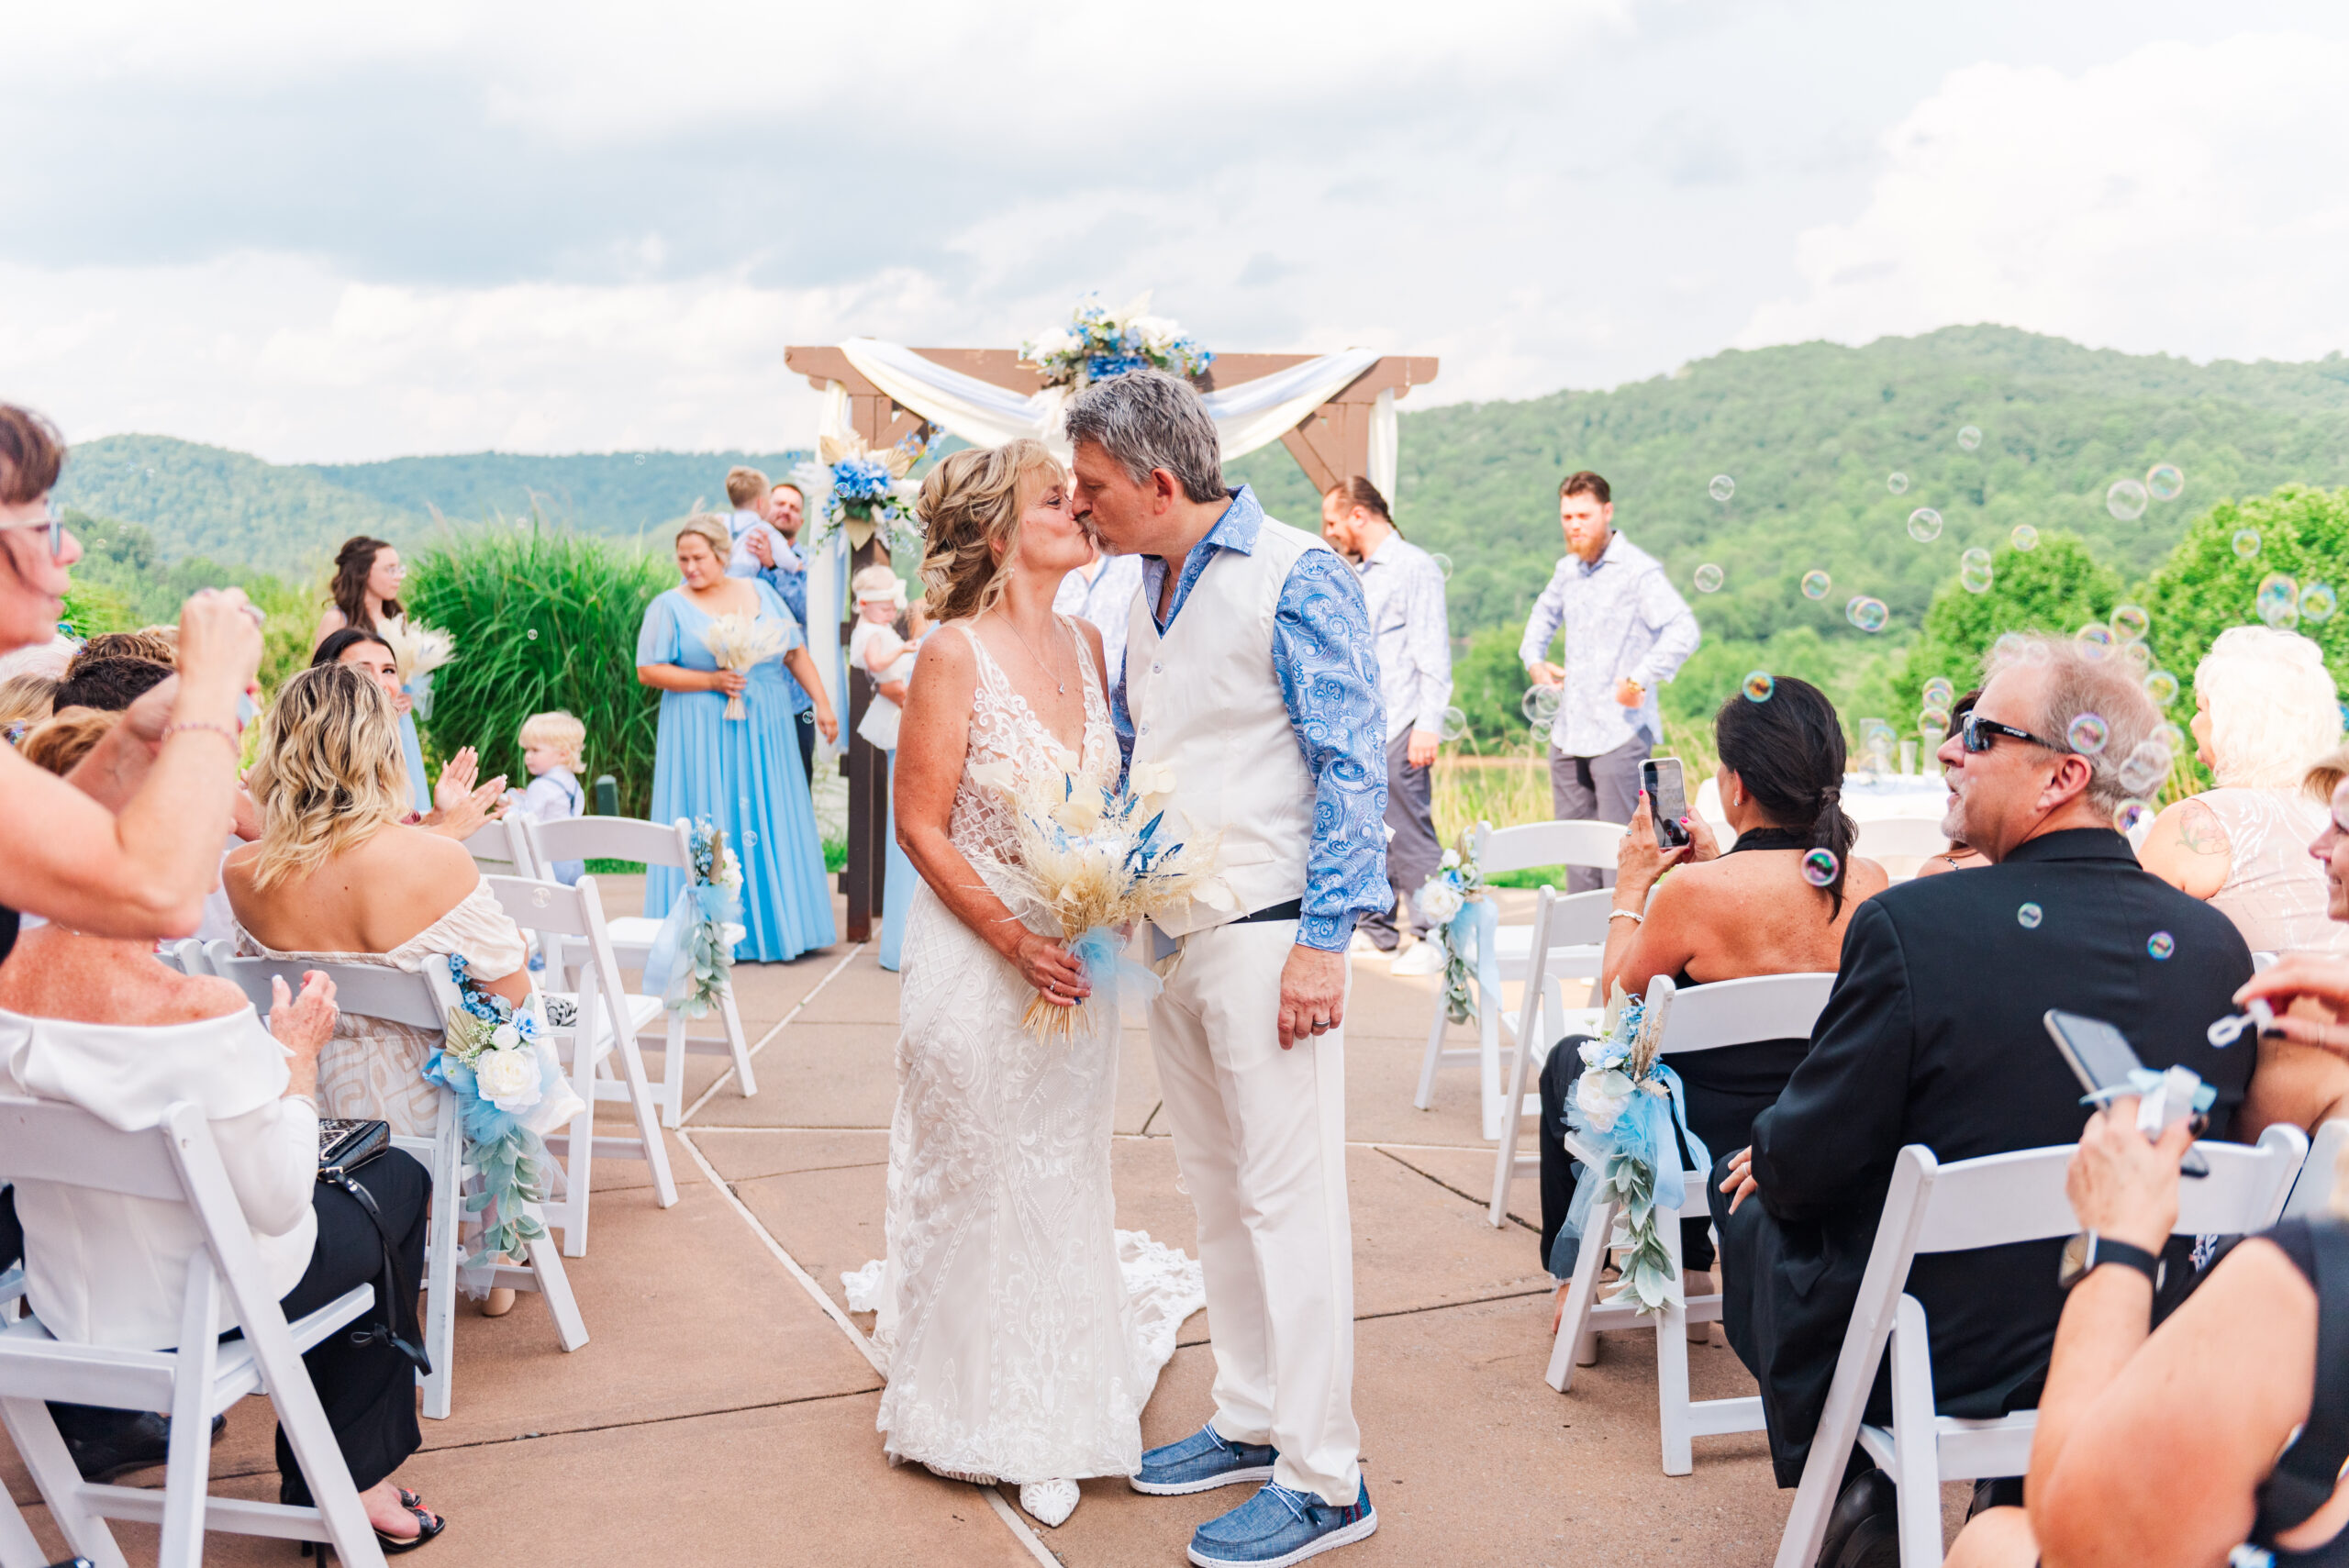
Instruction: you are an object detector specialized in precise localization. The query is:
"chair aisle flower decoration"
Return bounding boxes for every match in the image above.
[1554,976,1710,1316]
[427,954,587,1284]
[641,818,746,1019]
[375,615,457,719]
[1020,292,1214,391]
[974,756,1226,1041]
[792,428,932,559]
[1413,831,1492,1025]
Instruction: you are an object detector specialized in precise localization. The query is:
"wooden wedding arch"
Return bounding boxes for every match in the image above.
[783,345,1441,940]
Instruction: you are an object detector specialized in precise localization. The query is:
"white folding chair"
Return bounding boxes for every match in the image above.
[158,940,210,977]
[1772,1125,2309,1567]
[462,817,540,880]
[0,1093,391,1568]
[522,815,758,1128]
[1853,817,1952,881]
[1413,818,1626,1140]
[1545,972,1835,1473]
[1483,884,1612,1222]
[2283,1118,2349,1219]
[205,946,588,1420]
[481,873,680,1257]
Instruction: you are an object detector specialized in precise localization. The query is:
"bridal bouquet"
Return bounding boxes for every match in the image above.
[974,757,1224,1041]
[376,615,456,718]
[1554,977,1709,1316]
[700,614,787,719]
[1414,830,1491,1026]
[793,428,930,557]
[1021,292,1214,390]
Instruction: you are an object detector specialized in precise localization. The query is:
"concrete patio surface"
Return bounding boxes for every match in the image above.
[4,879,1976,1565]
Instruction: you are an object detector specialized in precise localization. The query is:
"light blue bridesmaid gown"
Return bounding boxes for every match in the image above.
[396,706,430,814]
[638,581,839,962]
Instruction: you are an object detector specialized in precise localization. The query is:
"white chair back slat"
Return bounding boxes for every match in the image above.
[1475,818,1626,878]
[524,814,691,873]
[0,1096,190,1203]
[1541,887,1616,948]
[2284,1118,2349,1220]
[462,818,540,879]
[1655,973,1836,1058]
[204,946,442,1029]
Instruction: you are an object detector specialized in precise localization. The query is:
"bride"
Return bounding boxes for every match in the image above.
[863,438,1199,1528]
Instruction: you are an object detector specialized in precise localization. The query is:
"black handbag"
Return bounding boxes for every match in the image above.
[312,1118,431,1375]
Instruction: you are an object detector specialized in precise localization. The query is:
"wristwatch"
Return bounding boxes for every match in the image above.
[2057,1231,2163,1293]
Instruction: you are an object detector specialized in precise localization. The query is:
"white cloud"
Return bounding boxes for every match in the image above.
[1737,34,2349,362]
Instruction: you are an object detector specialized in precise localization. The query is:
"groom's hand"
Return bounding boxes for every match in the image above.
[1278,944,1347,1051]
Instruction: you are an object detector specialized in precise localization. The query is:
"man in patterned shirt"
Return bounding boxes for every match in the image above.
[1320,477,1453,972]
[1519,471,1700,891]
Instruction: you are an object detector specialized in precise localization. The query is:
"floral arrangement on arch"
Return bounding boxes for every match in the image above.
[1555,977,1709,1317]
[793,428,932,559]
[1020,292,1213,392]
[425,954,586,1280]
[1413,830,1490,1026]
[970,754,1225,1041]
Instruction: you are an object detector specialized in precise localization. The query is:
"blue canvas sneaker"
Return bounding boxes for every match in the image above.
[1187,1481,1376,1567]
[1129,1425,1277,1496]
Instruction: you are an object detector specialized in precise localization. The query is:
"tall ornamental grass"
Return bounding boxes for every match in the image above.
[405,522,673,817]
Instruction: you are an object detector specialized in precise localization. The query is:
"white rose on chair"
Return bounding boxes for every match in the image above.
[473,1047,543,1115]
[1416,879,1464,928]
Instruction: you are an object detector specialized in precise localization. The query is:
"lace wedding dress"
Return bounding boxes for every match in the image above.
[848,617,1204,1493]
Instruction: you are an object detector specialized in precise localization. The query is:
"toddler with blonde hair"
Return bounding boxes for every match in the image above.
[511,710,587,885]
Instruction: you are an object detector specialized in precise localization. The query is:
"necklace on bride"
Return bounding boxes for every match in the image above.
[996,611,1066,696]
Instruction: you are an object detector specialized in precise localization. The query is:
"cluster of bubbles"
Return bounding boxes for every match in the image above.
[1520,685,1564,728]
[1743,670,1776,703]
[2259,573,2303,628]
[1709,474,1736,503]
[1919,675,1955,739]
[1907,506,1943,542]
[1800,848,1840,887]
[1887,472,1909,495]
[2011,524,2039,551]
[1846,596,1889,633]
[2107,462,2186,521]
[1802,570,1831,600]
[1693,562,1724,594]
[1429,552,1453,582]
[2017,902,2043,929]
[1960,547,1994,594]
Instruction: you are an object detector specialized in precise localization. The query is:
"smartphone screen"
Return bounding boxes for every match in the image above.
[2043,1010,2146,1096]
[1642,757,1690,849]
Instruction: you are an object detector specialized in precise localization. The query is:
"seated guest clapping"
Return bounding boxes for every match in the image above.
[1536,676,1888,1313]
[0,707,445,1547]
[1711,632,2253,1547]
[225,662,532,1139]
[1944,1103,2349,1568]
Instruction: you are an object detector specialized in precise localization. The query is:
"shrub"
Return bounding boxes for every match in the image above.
[2140,484,2349,709]
[405,521,672,817]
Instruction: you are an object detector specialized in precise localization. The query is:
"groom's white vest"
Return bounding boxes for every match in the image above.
[1125,517,1332,939]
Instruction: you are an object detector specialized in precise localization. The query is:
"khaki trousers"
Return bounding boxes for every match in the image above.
[1148,917,1361,1505]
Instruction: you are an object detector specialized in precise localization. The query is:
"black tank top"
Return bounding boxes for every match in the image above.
[2245,1218,2349,1563]
[0,903,16,966]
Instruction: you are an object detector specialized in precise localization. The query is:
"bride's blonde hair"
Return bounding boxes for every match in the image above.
[244,662,409,890]
[917,439,1063,623]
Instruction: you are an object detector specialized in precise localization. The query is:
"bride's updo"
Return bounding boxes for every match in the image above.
[917,438,1063,623]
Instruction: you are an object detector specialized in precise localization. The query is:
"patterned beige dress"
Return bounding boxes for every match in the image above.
[2200,787,2349,958]
[234,881,529,1138]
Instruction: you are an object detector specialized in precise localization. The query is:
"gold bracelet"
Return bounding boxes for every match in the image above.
[164,718,242,751]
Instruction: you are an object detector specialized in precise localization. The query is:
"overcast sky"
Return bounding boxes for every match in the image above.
[6,1,2347,463]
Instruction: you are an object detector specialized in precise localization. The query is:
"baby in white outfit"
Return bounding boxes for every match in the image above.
[847,565,920,750]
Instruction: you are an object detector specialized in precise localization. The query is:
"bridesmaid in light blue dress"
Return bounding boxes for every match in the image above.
[636,516,841,962]
[316,534,433,810]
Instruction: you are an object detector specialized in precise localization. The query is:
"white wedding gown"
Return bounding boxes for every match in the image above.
[850,618,1203,1486]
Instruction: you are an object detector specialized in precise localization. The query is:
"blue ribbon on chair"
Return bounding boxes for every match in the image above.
[1548,1062,1713,1282]
[642,877,743,1010]
[1070,925,1163,1021]
[1444,895,1502,1025]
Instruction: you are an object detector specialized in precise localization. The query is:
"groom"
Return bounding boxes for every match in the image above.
[1069,370,1388,1568]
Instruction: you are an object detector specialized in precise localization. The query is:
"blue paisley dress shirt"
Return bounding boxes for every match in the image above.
[1112,485,1390,952]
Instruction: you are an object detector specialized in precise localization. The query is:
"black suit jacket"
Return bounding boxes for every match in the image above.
[1712,828,2254,1485]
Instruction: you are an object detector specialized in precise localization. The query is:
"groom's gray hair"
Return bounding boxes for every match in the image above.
[1063,369,1225,505]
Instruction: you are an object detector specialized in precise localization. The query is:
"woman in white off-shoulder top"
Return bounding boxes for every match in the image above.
[225,662,535,1140]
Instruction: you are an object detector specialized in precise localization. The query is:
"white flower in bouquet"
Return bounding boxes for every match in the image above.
[1129,761,1177,802]
[473,1046,543,1115]
[1441,848,1462,870]
[1416,878,1464,927]
[1575,1065,1636,1131]
[700,612,787,720]
[376,616,455,686]
[490,1023,520,1050]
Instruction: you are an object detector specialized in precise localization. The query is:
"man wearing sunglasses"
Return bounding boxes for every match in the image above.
[1707,633,2255,1555]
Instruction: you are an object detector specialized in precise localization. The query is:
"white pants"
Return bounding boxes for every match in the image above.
[1149,918,1360,1505]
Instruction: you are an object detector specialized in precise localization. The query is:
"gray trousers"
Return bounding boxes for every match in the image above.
[1549,736,1650,892]
[1361,731,1442,951]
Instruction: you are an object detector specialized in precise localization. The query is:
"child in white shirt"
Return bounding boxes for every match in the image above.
[510,710,586,885]
[847,566,919,750]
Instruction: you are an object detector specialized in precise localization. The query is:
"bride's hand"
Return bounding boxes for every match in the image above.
[1011,930,1089,1006]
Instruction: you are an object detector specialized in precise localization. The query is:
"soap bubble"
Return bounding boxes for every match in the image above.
[2154,720,2188,751]
[1907,506,1943,542]
[1958,426,1983,450]
[2110,605,2150,642]
[2066,712,2110,754]
[1427,551,1453,581]
[1709,474,1735,503]
[1521,685,1563,722]
[1887,472,1909,495]
[2075,623,2114,660]
[1922,677,1955,708]
[2011,524,2040,551]
[2147,931,2176,961]
[2121,640,2152,673]
[1693,562,1724,593]
[1436,706,1467,741]
[1992,631,2028,665]
[1920,707,1950,736]
[635,454,645,465]
[2018,902,2043,929]
[1846,596,1889,633]
[2304,584,2338,624]
[2107,479,2150,521]
[1801,570,1831,599]
[2120,739,2173,795]
[2258,573,2300,628]
[527,628,538,640]
[2114,798,2156,836]
[2146,463,2184,502]
[1960,547,1995,594]
[1801,849,1840,887]
[2143,670,2179,706]
[1742,670,1776,703]
[2233,528,2262,559]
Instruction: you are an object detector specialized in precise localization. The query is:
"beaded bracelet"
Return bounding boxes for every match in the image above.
[164,718,242,751]
[1607,907,1644,924]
